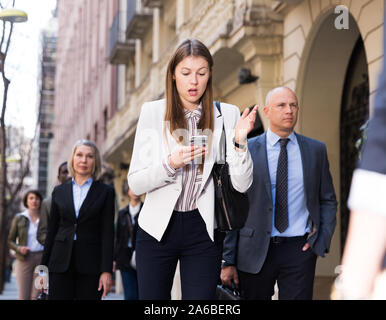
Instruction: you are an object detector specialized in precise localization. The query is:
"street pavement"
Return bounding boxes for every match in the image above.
[0,275,18,300]
[0,274,124,300]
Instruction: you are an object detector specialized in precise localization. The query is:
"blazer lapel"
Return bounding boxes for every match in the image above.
[256,133,273,203]
[296,133,310,200]
[64,180,77,222]
[163,120,180,156]
[200,104,222,193]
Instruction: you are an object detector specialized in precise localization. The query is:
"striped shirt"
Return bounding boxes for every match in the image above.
[162,104,203,212]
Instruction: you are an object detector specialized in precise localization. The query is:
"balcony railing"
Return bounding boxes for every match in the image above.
[126,0,153,39]
[109,10,135,64]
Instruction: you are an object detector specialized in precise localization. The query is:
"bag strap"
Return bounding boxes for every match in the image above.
[215,101,227,163]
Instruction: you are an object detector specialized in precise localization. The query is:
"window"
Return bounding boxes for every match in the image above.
[94,122,98,144]
[103,108,108,139]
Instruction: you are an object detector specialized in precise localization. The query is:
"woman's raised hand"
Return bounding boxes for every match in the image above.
[234,105,258,145]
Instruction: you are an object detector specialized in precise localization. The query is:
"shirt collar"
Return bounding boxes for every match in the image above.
[129,203,141,215]
[21,210,39,224]
[267,127,296,147]
[184,103,202,120]
[72,177,93,187]
[21,210,30,220]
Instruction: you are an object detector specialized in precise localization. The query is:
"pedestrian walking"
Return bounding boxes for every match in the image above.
[41,140,115,300]
[128,38,257,299]
[334,16,386,299]
[221,87,338,300]
[8,190,44,300]
[114,187,142,300]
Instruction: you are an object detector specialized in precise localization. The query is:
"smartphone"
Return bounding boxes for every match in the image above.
[190,135,207,148]
[190,135,207,165]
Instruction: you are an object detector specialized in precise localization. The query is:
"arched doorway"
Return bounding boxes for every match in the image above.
[297,11,368,274]
[340,37,369,255]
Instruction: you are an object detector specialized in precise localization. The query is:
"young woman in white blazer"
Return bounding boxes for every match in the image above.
[128,39,258,299]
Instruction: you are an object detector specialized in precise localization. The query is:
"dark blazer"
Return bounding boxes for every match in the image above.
[114,203,142,271]
[223,132,338,274]
[41,180,115,275]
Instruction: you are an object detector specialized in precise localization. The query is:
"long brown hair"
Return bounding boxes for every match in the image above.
[165,39,214,145]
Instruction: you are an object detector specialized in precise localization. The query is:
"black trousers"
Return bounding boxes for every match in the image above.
[136,210,225,300]
[238,235,317,300]
[48,242,102,300]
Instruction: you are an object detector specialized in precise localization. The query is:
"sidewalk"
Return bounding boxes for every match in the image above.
[0,274,124,300]
[0,275,18,300]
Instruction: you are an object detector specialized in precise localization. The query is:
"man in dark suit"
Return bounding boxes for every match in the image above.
[114,187,142,300]
[221,86,338,300]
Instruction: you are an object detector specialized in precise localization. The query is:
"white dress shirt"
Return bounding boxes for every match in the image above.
[72,177,93,239]
[266,128,311,237]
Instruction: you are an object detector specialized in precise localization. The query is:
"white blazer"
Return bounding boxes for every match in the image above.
[127,99,253,241]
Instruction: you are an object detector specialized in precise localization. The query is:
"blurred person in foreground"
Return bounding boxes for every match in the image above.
[37,161,70,246]
[334,17,386,300]
[41,140,115,300]
[114,187,142,300]
[8,190,44,300]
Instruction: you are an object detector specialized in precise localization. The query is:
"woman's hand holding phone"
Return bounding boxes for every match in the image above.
[169,138,207,169]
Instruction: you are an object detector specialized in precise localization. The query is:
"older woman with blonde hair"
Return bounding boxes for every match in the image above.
[41,140,115,300]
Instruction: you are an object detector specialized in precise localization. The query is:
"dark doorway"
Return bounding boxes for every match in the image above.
[340,37,369,255]
[244,105,264,139]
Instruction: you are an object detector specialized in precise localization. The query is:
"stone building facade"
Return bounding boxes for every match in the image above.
[52,0,118,183]
[49,0,383,299]
[104,0,384,298]
[38,10,57,198]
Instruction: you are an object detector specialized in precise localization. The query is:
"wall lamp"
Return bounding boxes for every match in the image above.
[238,68,259,84]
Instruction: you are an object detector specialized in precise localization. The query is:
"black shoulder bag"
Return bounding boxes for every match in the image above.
[215,282,241,300]
[212,101,249,231]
